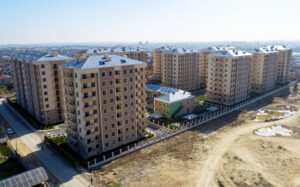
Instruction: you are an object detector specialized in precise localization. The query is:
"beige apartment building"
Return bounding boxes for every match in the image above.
[153,47,200,91]
[250,47,278,93]
[12,52,72,125]
[60,54,147,158]
[84,47,148,62]
[199,46,229,87]
[265,45,292,84]
[206,49,252,105]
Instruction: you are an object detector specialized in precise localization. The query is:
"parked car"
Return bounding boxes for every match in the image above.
[6,128,14,134]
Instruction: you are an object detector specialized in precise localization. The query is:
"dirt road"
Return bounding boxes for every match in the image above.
[92,83,300,186]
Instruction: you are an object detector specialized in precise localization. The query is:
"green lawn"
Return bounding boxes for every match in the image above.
[0,144,12,158]
[0,144,25,179]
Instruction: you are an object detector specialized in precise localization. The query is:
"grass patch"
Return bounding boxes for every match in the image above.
[0,144,12,158]
[144,132,154,140]
[0,144,25,179]
[164,123,179,130]
[44,136,87,168]
[195,95,206,102]
[0,157,26,179]
[105,181,122,187]
[7,99,56,130]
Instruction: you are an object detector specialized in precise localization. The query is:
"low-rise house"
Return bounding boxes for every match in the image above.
[0,74,12,88]
[146,84,182,110]
[153,90,199,119]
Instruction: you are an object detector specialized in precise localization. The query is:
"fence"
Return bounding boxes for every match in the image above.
[87,81,297,169]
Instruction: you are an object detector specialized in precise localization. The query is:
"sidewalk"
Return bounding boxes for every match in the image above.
[0,99,90,187]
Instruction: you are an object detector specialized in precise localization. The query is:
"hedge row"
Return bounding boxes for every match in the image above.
[7,99,54,130]
[44,136,87,168]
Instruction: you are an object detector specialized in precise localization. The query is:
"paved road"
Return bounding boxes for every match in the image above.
[0,99,90,187]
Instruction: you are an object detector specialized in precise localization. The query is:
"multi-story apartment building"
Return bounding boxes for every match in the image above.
[198,46,229,87]
[206,49,252,105]
[60,54,147,158]
[153,47,200,91]
[12,52,72,125]
[84,47,148,62]
[265,45,292,84]
[250,47,278,93]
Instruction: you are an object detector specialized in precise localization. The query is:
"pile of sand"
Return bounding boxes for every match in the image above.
[255,125,292,136]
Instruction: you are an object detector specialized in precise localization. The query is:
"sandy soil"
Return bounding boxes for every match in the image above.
[92,83,300,187]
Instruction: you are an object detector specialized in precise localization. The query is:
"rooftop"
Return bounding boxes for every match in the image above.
[156,46,199,53]
[212,49,252,57]
[0,74,11,79]
[253,47,279,54]
[61,54,146,69]
[146,84,182,94]
[264,45,291,51]
[155,90,194,103]
[202,45,235,52]
[0,167,48,187]
[12,53,72,62]
[86,47,147,54]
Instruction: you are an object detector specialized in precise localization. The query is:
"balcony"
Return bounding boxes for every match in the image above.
[83,104,97,112]
[84,113,97,121]
[84,123,96,131]
[81,77,94,84]
[82,86,96,93]
[66,118,77,127]
[82,95,95,103]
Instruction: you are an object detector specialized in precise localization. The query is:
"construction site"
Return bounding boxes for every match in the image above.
[90,83,300,186]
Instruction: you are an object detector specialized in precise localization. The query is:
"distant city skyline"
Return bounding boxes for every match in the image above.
[1,0,300,44]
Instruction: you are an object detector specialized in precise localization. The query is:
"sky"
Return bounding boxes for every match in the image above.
[0,0,299,44]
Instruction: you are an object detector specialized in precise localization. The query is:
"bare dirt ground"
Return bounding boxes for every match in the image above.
[92,83,300,187]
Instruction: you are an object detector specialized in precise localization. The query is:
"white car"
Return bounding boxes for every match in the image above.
[6,128,14,135]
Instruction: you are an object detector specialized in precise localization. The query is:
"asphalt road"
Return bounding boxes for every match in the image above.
[0,99,90,187]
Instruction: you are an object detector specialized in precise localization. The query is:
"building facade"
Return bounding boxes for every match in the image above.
[265,45,292,84]
[84,47,148,63]
[60,55,147,158]
[153,47,200,91]
[250,47,278,93]
[12,53,72,125]
[206,49,252,105]
[198,46,230,87]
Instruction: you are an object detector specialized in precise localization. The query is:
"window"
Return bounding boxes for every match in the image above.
[104,108,107,113]
[109,71,112,76]
[45,104,49,108]
[92,91,96,96]
[91,82,95,87]
[110,89,113,94]
[41,64,45,68]
[102,82,106,86]
[103,99,107,104]
[110,98,114,103]
[43,78,46,82]
[130,69,133,73]
[42,71,46,75]
[102,72,105,77]
[103,90,106,95]
[109,81,113,85]
[44,91,48,95]
[91,73,95,78]
[43,85,47,88]
[45,98,48,102]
